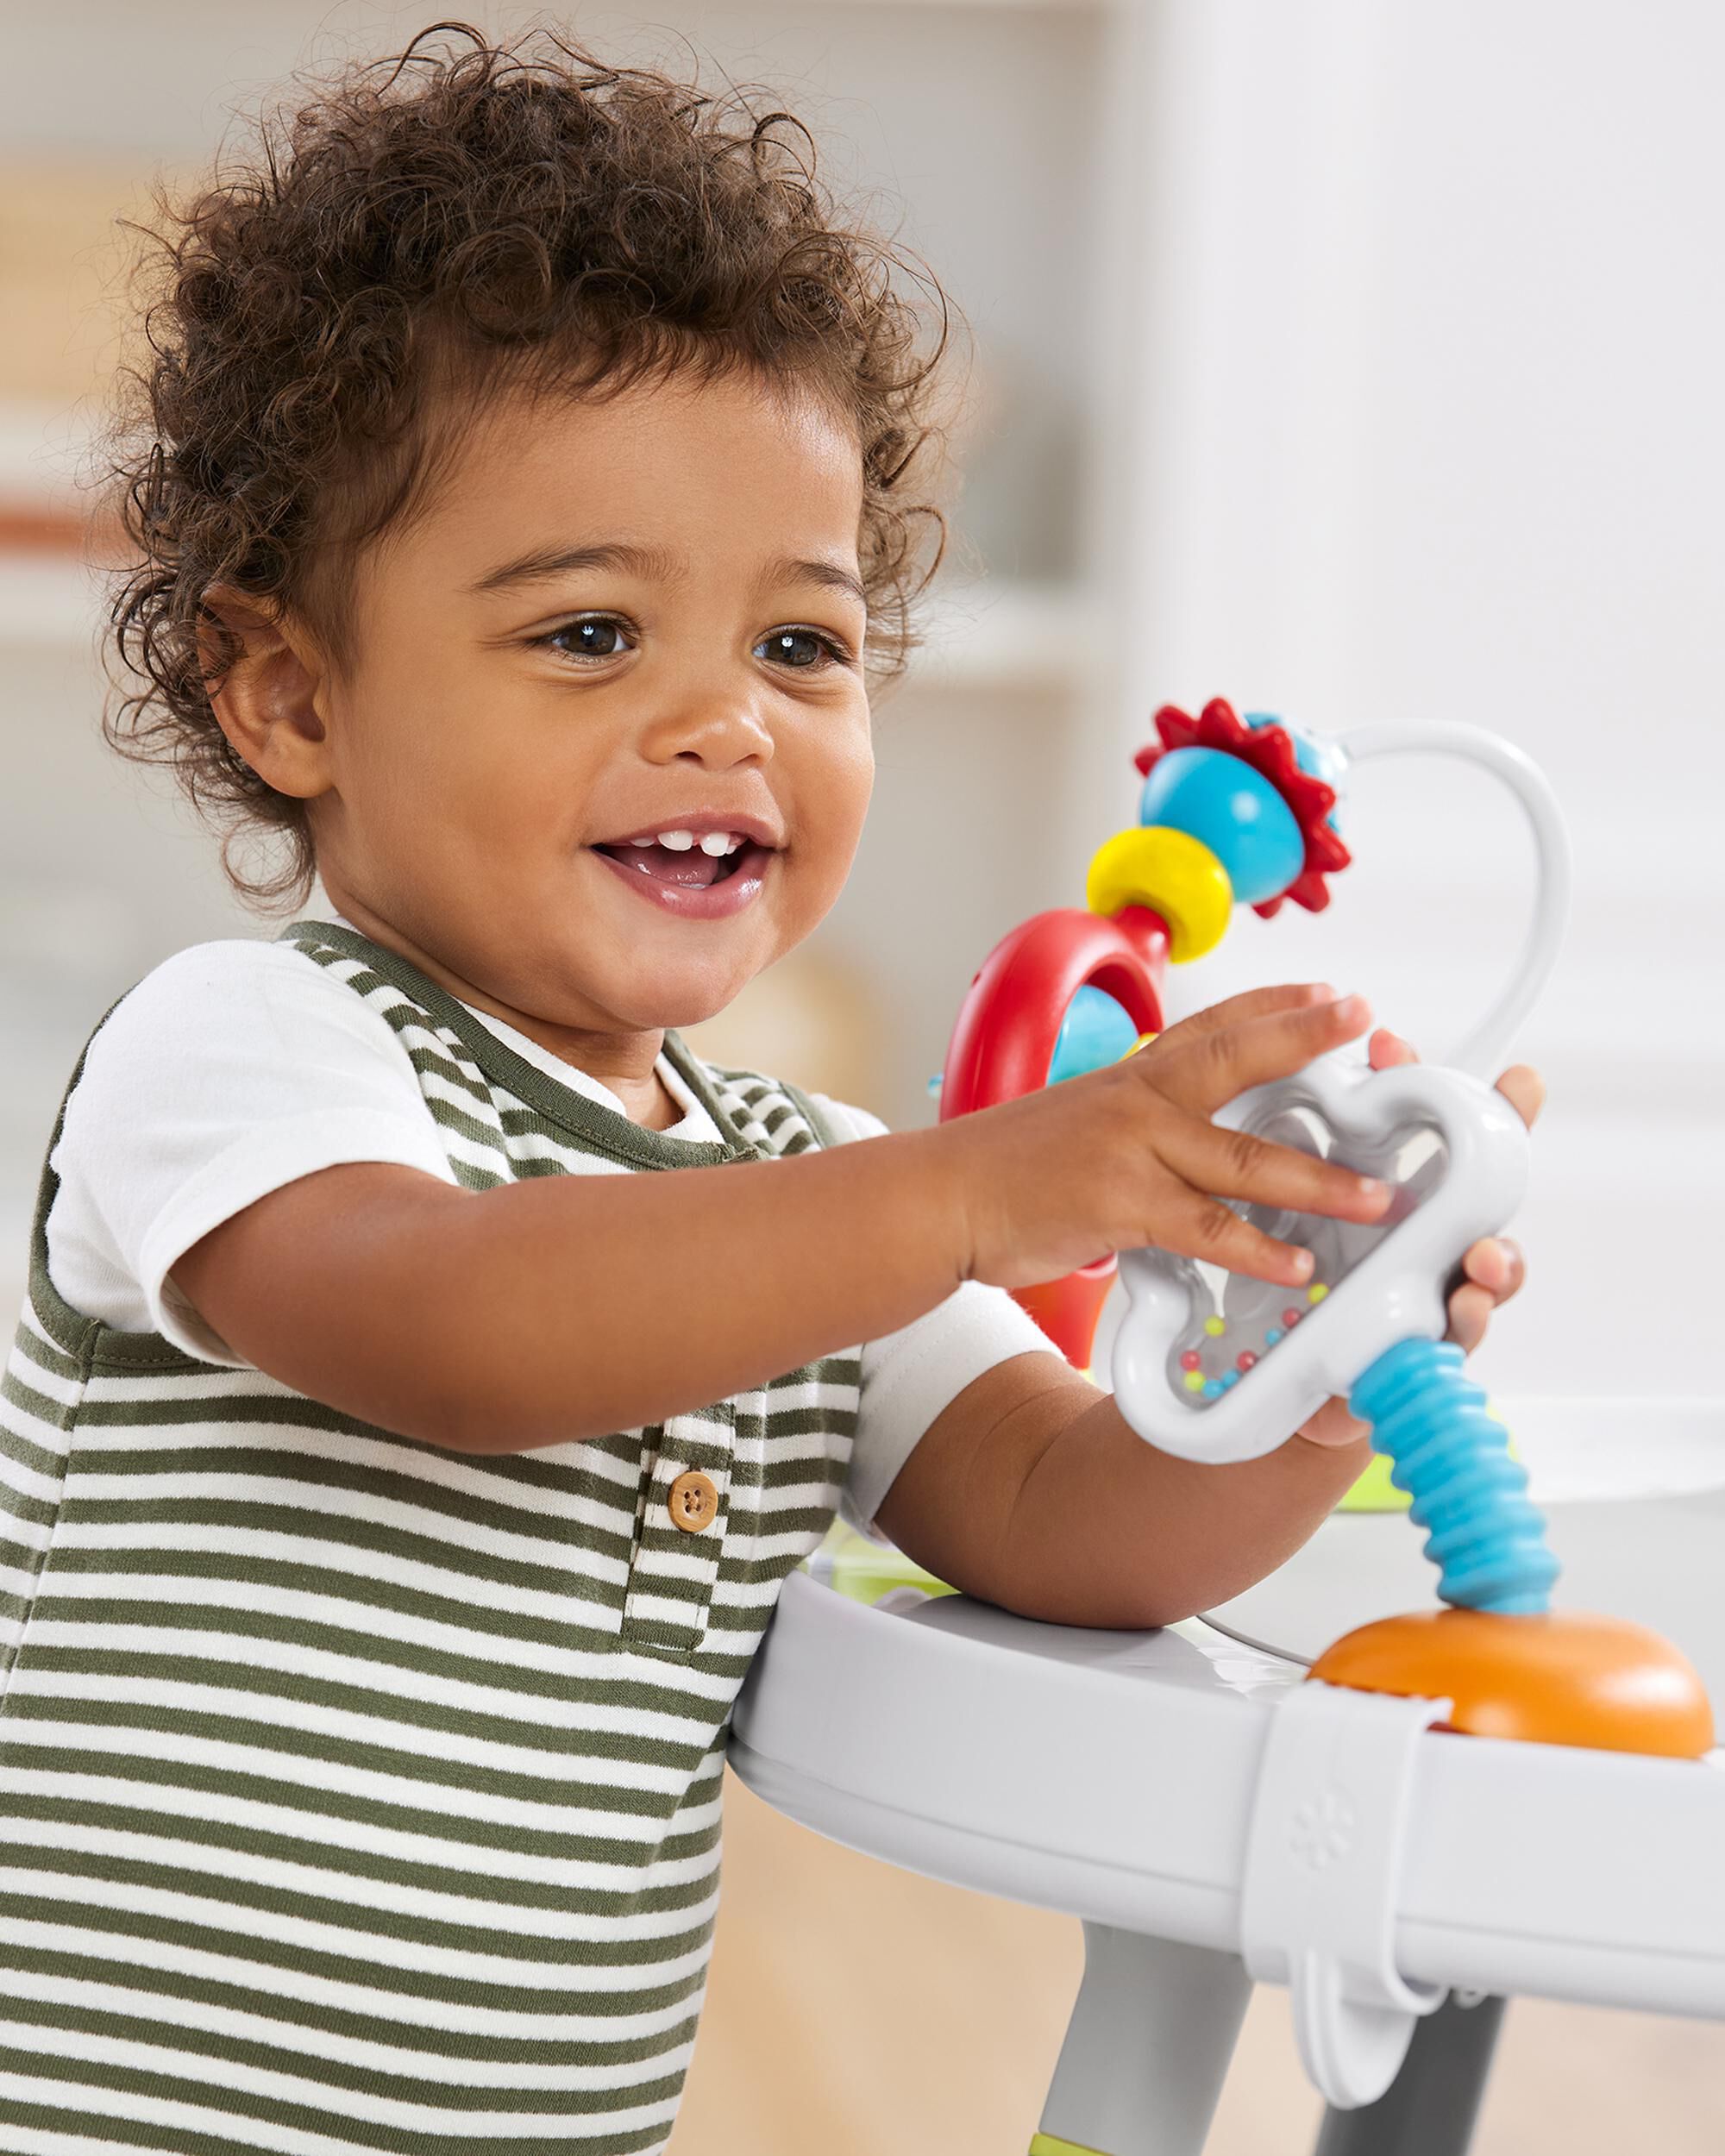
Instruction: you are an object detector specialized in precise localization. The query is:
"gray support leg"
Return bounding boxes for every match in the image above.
[1312,1994,1507,2156]
[1034,1924,1253,2155]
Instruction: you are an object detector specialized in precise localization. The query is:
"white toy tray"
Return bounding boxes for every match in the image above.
[730,1401,1725,2021]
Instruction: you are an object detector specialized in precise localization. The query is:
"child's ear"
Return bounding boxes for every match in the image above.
[199,586,335,800]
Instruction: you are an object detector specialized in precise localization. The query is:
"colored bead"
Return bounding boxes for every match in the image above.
[1245,712,1348,833]
[1136,745,1308,906]
[1085,825,1234,964]
[1179,1351,1202,1372]
[1202,1379,1224,1400]
[1220,1370,1240,1389]
[1237,1351,1258,1372]
[1283,1309,1302,1328]
[1204,1315,1226,1338]
[1046,982,1140,1085]
[1143,700,1352,915]
[1308,1282,1329,1303]
[1264,1328,1284,1346]
[1183,1369,1206,1392]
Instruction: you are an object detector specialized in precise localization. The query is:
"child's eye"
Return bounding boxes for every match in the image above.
[538,616,635,664]
[755,627,851,671]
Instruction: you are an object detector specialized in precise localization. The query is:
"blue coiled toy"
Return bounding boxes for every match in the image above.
[1349,1338,1560,1614]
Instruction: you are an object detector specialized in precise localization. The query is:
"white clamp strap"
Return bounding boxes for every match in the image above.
[1239,1678,1452,2109]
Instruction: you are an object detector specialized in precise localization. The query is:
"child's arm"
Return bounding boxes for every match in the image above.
[172,984,1386,1454]
[874,1352,1376,1629]
[873,1062,1540,1630]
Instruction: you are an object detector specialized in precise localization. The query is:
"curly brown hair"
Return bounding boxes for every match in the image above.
[104,20,957,910]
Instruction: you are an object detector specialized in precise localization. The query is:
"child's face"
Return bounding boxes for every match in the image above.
[306,367,874,1037]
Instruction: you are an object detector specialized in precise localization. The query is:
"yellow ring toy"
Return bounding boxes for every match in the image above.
[1084,825,1233,963]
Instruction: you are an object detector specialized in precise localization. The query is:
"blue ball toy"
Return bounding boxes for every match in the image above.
[1045,983,1139,1085]
[1137,745,1307,906]
[1245,711,1346,832]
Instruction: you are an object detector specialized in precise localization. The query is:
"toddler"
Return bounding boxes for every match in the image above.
[0,26,1537,2154]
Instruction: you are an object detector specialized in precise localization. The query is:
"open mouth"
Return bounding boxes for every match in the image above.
[587,823,779,918]
[590,829,762,889]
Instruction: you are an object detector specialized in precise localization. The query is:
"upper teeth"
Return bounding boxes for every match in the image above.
[630,830,743,855]
[634,828,742,854]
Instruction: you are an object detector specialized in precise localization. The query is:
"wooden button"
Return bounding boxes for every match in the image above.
[667,1470,719,1534]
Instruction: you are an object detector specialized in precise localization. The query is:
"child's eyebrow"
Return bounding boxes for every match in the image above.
[468,541,866,609]
[770,555,868,610]
[468,541,680,595]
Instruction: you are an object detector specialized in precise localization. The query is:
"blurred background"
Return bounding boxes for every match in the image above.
[3,1,1722,2150]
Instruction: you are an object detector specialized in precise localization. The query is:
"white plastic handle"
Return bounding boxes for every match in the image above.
[1336,722,1571,1078]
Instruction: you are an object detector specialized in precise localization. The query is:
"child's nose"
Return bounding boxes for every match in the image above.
[638,681,775,768]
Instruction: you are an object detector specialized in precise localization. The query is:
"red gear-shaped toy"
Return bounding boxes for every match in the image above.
[1134,697,1352,917]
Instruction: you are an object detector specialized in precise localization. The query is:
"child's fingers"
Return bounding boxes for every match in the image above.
[1139,1186,1318,1288]
[1368,1026,1418,1070]
[1495,1064,1544,1130]
[1461,1235,1524,1303]
[1445,1280,1496,1354]
[1162,1113,1392,1225]
[1298,1395,1371,1449]
[1147,981,1337,1056]
[1155,993,1374,1116]
[1446,1238,1525,1350]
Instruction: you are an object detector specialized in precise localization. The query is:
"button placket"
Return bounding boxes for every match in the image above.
[622,1406,734,1654]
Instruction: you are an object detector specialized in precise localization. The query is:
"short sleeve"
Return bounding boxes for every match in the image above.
[46,938,460,1365]
[808,1094,1054,1545]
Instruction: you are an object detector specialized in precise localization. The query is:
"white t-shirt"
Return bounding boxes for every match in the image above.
[42,928,1051,1543]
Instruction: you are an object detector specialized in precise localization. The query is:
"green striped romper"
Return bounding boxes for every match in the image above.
[0,918,865,2155]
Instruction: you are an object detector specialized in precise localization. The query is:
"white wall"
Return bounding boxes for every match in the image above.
[1094,0,1725,1398]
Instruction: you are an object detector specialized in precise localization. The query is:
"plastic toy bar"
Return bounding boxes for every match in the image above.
[941,699,1713,1760]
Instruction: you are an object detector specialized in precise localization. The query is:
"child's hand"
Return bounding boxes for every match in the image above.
[1295,1027,1545,1448]
[944,983,1396,1294]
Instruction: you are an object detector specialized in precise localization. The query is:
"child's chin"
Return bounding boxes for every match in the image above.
[606,968,751,1035]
